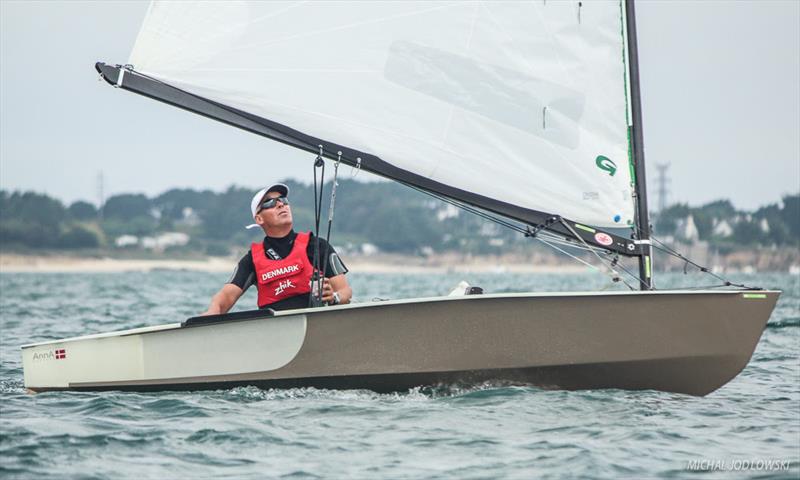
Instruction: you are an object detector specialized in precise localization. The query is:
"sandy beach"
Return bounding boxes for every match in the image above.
[0,253,588,274]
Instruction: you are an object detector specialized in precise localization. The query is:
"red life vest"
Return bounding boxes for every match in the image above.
[251,232,314,308]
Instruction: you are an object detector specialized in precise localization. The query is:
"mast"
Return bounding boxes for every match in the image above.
[624,0,654,290]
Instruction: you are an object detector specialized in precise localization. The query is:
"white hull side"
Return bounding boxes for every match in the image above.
[23,314,306,389]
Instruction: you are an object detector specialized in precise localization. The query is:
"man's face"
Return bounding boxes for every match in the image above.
[255,191,293,230]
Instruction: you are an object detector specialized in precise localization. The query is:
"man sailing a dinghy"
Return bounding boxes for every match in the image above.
[202,183,352,314]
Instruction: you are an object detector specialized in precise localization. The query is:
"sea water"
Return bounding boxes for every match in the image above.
[1,271,798,479]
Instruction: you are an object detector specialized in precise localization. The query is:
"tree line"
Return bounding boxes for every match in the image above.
[0,180,519,254]
[1,184,797,254]
[654,195,799,249]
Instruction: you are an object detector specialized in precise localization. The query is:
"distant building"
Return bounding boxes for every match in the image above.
[129,232,190,251]
[676,215,699,242]
[115,235,139,247]
[360,243,379,255]
[140,237,158,249]
[712,219,733,238]
[436,204,460,221]
[479,222,500,237]
[177,207,203,227]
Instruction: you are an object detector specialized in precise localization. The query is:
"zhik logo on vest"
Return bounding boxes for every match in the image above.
[274,280,295,296]
[261,264,300,282]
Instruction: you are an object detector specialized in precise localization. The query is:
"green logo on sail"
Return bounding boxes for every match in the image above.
[596,155,617,176]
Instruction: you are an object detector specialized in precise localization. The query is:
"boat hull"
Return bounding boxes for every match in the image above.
[22,290,780,396]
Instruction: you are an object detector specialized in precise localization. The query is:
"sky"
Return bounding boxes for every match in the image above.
[1,0,798,212]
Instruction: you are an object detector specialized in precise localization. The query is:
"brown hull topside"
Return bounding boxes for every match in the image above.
[26,290,781,396]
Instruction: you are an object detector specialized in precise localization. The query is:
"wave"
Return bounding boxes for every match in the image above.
[766,317,800,329]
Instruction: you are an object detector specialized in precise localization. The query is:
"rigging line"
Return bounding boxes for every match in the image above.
[401,170,649,291]
[662,284,755,291]
[632,224,756,289]
[319,152,342,285]
[535,231,596,251]
[538,234,601,252]
[437,199,532,237]
[654,242,752,289]
[350,157,362,178]
[559,218,636,290]
[535,237,598,255]
[433,191,529,234]
[533,232,645,287]
[310,147,326,307]
[535,237,603,273]
[405,179,627,261]
[532,234,636,276]
[605,252,647,288]
[536,237,640,293]
[536,230,643,289]
[652,242,723,279]
[408,183,529,234]
[406,178,639,288]
[648,244,754,290]
[313,147,325,234]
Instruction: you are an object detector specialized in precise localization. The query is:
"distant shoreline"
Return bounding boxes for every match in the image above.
[0,253,589,274]
[3,247,798,274]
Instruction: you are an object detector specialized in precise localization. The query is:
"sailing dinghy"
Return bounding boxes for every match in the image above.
[22,1,779,395]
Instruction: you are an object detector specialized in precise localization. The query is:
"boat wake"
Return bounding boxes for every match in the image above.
[766,317,800,329]
[218,382,542,403]
[0,378,25,395]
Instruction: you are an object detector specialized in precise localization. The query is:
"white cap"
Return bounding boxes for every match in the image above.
[245,183,290,229]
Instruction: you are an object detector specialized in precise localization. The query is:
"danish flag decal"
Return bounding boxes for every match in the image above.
[55,348,66,360]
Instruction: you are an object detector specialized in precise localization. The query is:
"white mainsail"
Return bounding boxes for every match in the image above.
[129,1,635,228]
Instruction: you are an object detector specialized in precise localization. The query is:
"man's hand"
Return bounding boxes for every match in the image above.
[202,284,244,316]
[320,274,352,305]
[320,278,335,303]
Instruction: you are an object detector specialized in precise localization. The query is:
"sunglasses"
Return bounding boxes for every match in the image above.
[258,196,290,211]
